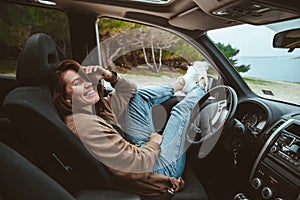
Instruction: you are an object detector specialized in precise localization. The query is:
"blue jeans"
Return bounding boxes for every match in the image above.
[123,84,205,178]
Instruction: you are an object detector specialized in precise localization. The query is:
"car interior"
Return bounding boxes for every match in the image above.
[0,0,300,200]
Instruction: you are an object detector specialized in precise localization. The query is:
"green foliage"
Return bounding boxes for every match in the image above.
[216,42,250,73]
[98,18,144,41]
[243,77,270,85]
[0,4,31,47]
[0,2,70,59]
[169,40,203,63]
[98,18,204,71]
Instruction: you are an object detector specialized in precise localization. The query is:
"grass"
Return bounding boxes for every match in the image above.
[0,67,16,74]
[242,77,272,85]
[243,76,300,85]
[0,59,17,75]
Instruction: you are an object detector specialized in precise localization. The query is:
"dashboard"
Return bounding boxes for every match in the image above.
[234,99,300,200]
[249,119,300,200]
[236,100,270,140]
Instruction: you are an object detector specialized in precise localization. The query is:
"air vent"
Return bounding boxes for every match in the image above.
[264,120,286,141]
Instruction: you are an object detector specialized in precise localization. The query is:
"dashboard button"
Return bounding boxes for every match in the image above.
[262,187,273,199]
[270,145,277,153]
[251,178,262,189]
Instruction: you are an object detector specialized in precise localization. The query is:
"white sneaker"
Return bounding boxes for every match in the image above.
[181,61,209,94]
[193,61,209,91]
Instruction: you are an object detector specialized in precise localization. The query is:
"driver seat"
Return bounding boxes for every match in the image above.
[3,33,112,194]
[3,33,208,200]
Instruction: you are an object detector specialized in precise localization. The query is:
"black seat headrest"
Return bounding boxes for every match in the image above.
[16,33,59,86]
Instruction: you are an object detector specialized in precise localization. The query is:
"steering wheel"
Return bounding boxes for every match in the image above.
[186,85,238,159]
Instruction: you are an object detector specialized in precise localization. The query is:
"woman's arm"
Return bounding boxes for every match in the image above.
[74,113,160,174]
[106,74,137,119]
[82,65,137,119]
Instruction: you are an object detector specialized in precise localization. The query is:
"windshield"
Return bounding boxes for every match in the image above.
[208,19,300,105]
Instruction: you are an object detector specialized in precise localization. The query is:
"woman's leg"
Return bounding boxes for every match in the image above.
[123,84,175,145]
[152,85,206,178]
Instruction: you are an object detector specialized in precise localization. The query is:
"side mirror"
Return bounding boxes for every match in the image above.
[273,28,300,52]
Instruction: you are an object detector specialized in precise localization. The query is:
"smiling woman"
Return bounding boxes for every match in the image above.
[49,57,209,196]
[62,66,101,106]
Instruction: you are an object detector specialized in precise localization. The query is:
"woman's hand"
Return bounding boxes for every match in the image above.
[82,65,113,81]
[149,133,162,145]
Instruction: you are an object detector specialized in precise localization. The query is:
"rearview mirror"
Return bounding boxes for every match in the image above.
[273,28,300,52]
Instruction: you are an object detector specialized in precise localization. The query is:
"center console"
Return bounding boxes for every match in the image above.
[248,119,300,200]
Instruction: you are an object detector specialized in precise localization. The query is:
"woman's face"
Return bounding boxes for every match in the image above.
[63,69,100,107]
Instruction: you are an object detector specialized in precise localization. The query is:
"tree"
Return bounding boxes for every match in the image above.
[0,3,71,59]
[99,23,179,73]
[138,27,179,72]
[216,42,250,73]
[98,18,143,69]
[97,18,205,72]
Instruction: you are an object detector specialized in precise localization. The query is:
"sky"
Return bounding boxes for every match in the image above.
[207,23,300,57]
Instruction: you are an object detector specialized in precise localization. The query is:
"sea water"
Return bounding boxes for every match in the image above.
[237,56,300,83]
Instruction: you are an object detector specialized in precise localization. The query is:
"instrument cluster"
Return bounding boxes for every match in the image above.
[241,112,267,138]
[236,101,269,139]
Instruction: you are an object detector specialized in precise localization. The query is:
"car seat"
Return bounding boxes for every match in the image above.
[3,33,208,200]
[3,33,112,194]
[0,142,140,200]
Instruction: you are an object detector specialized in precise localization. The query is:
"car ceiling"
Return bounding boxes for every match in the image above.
[5,0,300,32]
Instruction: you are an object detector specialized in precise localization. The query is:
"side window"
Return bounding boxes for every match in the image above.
[0,2,71,75]
[96,18,219,93]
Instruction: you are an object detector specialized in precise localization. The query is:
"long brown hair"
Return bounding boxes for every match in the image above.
[50,59,105,119]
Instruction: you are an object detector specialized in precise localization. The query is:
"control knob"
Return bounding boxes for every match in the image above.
[262,187,273,199]
[251,178,262,189]
[270,145,278,153]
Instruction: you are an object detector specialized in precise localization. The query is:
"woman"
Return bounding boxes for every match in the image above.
[50,59,207,196]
